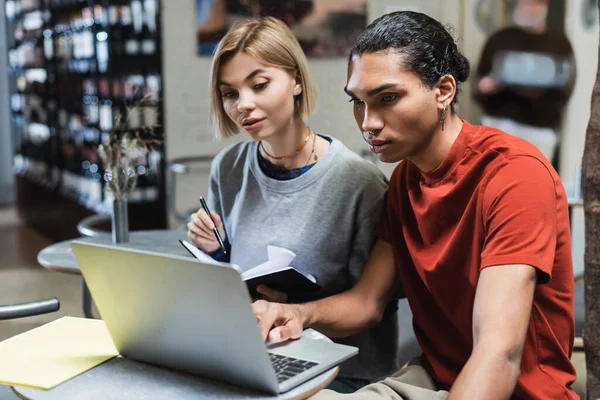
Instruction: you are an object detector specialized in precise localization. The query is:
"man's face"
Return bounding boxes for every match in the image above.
[345,52,440,164]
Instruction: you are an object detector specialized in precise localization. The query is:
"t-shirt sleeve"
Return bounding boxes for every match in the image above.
[347,164,388,283]
[207,154,222,216]
[480,156,558,283]
[207,149,229,241]
[348,194,385,283]
[374,170,407,300]
[376,165,403,245]
[375,191,393,244]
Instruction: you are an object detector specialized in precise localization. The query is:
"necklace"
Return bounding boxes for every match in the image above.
[259,128,311,161]
[304,131,318,166]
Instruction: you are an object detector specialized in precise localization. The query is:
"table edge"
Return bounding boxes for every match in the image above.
[11,366,339,400]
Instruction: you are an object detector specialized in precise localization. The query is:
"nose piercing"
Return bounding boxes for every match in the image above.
[361,130,378,143]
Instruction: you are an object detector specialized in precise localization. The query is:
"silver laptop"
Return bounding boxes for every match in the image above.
[71,241,357,394]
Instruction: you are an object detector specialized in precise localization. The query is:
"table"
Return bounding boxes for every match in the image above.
[37,229,192,274]
[37,230,192,317]
[11,357,337,400]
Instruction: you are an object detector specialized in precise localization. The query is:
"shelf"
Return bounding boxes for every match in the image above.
[7,6,47,21]
[107,53,161,74]
[48,1,94,14]
[16,175,168,241]
[8,64,47,72]
[7,0,166,241]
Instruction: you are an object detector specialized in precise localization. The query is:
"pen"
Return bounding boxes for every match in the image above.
[199,196,227,255]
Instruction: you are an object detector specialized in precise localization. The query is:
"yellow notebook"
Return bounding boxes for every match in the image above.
[0,316,119,390]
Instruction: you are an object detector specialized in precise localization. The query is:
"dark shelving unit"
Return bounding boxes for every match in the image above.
[4,0,167,241]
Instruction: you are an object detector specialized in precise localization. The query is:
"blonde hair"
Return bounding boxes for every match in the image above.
[209,17,318,138]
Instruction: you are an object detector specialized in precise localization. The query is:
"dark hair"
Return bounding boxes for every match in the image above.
[350,11,470,111]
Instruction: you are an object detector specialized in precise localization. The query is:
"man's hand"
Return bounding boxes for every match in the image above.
[252,300,306,343]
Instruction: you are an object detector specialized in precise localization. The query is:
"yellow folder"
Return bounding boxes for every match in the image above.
[0,316,119,390]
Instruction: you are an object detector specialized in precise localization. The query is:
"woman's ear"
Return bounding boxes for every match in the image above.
[293,83,302,96]
[435,74,456,110]
[293,73,302,96]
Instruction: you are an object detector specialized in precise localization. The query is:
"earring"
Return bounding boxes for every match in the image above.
[440,105,448,131]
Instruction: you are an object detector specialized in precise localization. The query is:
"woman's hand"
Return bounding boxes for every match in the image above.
[187,208,227,253]
[478,76,501,94]
[255,285,288,303]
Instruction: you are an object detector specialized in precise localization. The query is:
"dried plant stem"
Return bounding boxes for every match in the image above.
[97,94,163,201]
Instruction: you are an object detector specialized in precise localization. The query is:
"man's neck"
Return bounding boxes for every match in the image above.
[410,115,463,173]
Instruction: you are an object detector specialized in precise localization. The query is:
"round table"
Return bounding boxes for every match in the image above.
[37,229,192,275]
[12,357,337,400]
[37,230,193,318]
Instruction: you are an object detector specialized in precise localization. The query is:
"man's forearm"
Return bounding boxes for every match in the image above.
[448,347,521,400]
[295,239,397,338]
[296,290,384,338]
[256,239,398,342]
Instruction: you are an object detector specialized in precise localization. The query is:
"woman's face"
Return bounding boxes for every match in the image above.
[513,0,549,28]
[346,51,441,164]
[218,52,301,140]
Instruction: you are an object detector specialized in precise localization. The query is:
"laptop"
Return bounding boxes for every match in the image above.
[71,241,358,394]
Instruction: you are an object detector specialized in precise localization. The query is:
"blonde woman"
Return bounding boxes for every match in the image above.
[187,17,399,392]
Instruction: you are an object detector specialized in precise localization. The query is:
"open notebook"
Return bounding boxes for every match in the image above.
[179,240,322,296]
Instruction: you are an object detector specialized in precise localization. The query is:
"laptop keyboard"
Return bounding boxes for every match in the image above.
[268,353,319,383]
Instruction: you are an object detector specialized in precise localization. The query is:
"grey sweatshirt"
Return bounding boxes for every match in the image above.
[208,136,400,381]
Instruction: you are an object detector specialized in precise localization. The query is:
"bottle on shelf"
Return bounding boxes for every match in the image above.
[95,30,108,73]
[98,78,113,132]
[142,74,160,127]
[43,28,53,59]
[82,78,99,126]
[121,5,139,56]
[93,3,107,27]
[107,5,123,56]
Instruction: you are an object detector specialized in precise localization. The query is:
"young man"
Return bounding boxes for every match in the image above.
[253,11,577,400]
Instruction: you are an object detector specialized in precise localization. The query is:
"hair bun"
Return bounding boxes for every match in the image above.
[455,53,471,83]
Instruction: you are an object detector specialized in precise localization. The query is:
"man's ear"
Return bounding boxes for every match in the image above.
[435,74,457,110]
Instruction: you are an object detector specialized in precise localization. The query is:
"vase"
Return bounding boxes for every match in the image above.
[111,199,129,244]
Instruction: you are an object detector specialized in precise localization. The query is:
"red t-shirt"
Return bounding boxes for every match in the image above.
[377,121,577,399]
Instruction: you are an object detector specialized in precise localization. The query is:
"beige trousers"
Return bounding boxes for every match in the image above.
[311,360,449,400]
